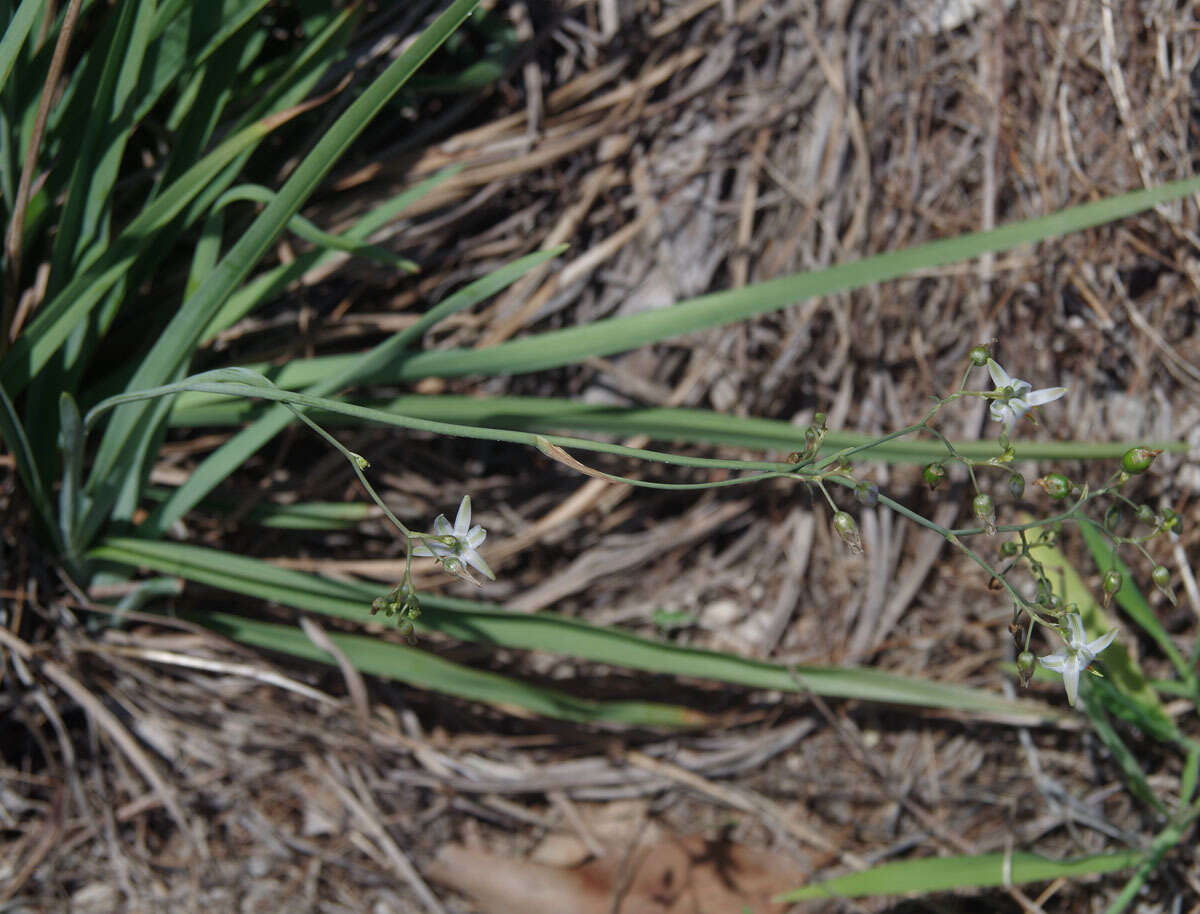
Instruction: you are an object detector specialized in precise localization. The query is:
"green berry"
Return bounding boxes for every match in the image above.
[1121,447,1161,475]
[968,345,991,366]
[1016,650,1036,684]
[1001,540,1019,557]
[1008,474,1025,499]
[833,511,863,554]
[1152,565,1170,588]
[923,463,946,488]
[1036,473,1072,500]
[1102,570,1123,597]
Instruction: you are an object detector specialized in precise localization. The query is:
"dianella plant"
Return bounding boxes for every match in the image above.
[1,1,1198,909]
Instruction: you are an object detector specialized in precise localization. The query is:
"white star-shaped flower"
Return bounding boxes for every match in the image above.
[412,495,495,582]
[1039,612,1117,706]
[986,359,1067,436]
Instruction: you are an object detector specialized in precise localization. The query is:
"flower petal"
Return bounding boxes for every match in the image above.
[1064,613,1086,649]
[454,495,472,537]
[1039,651,1071,673]
[433,514,453,537]
[1060,663,1081,706]
[462,547,495,581]
[986,359,1012,388]
[1085,628,1118,656]
[1025,386,1067,407]
[465,525,486,548]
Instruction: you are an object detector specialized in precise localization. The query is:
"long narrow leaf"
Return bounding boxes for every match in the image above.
[193,610,707,727]
[0,109,296,395]
[168,392,1190,465]
[200,166,461,341]
[0,381,63,554]
[331,175,1200,382]
[81,0,481,546]
[0,0,46,95]
[91,537,1059,721]
[144,245,565,536]
[776,850,1141,901]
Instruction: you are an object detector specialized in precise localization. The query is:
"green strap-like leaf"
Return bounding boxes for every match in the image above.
[91,537,1058,721]
[776,849,1141,901]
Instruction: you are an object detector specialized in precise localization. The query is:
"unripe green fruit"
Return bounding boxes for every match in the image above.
[1008,474,1025,499]
[973,493,995,520]
[968,345,991,366]
[1017,651,1036,680]
[923,463,946,488]
[1136,504,1155,524]
[1121,446,1161,474]
[1001,541,1019,557]
[1102,570,1123,596]
[1036,473,1071,500]
[1152,565,1170,588]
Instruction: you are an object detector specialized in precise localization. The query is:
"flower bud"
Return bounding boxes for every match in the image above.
[973,493,996,535]
[1000,540,1019,557]
[1135,504,1155,525]
[968,345,991,366]
[812,412,827,430]
[923,463,946,489]
[1160,508,1181,534]
[1017,650,1036,687]
[1102,569,1122,605]
[832,511,864,554]
[1121,446,1161,475]
[1035,473,1072,500]
[1008,474,1025,499]
[856,482,879,507]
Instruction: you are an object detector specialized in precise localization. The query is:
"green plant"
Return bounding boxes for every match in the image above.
[2,2,1198,907]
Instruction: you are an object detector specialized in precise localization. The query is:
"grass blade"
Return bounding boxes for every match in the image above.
[91,537,1058,722]
[200,166,461,341]
[0,0,47,96]
[193,610,707,727]
[327,174,1200,381]
[0,108,296,395]
[168,392,1190,466]
[0,381,63,553]
[81,0,480,545]
[143,245,565,536]
[775,849,1141,901]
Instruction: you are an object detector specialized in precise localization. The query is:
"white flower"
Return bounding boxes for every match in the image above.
[412,495,495,582]
[1039,612,1117,706]
[986,359,1067,436]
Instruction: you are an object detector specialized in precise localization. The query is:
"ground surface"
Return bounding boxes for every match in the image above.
[4,1,1200,911]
